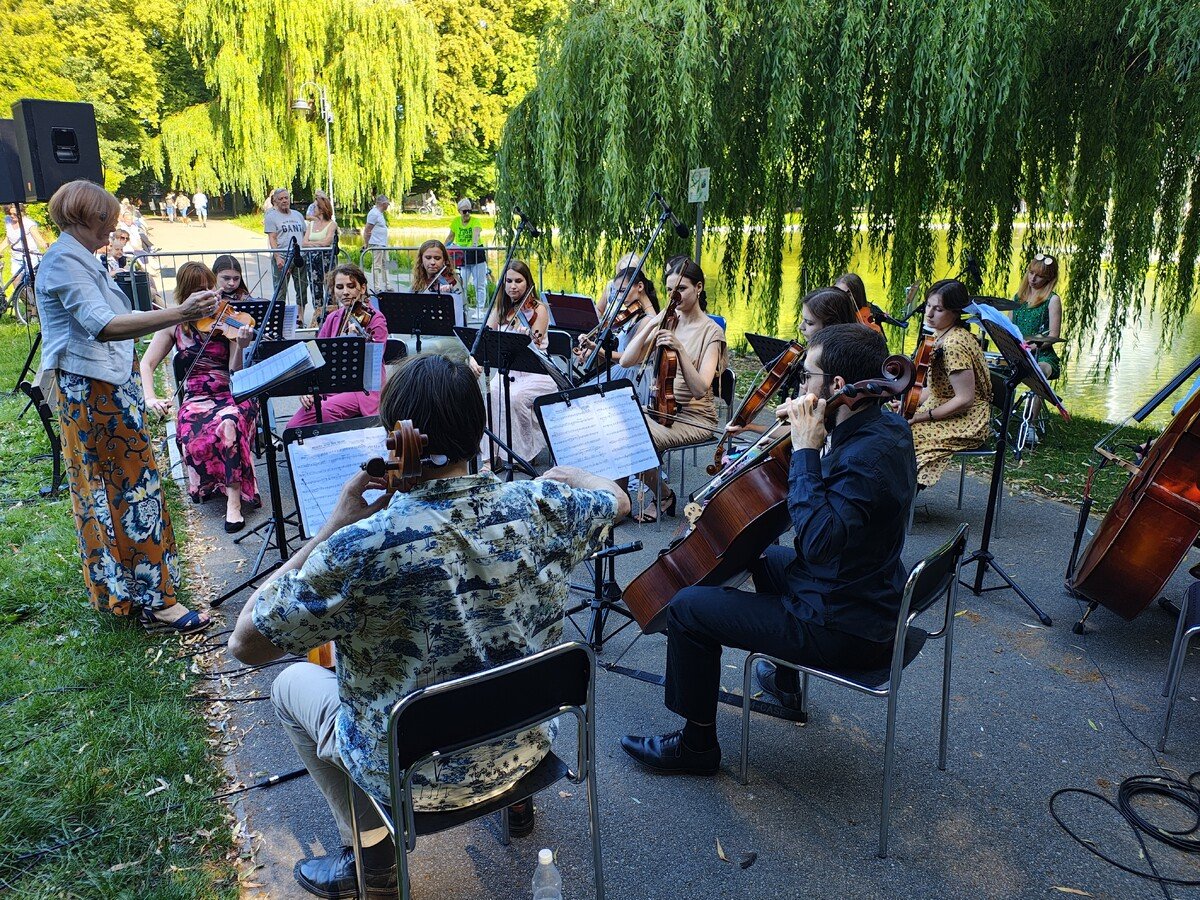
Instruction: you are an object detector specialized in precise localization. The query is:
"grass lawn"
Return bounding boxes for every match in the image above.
[0,322,239,898]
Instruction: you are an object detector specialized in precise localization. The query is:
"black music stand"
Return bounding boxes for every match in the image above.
[456,325,560,480]
[962,313,1066,626]
[255,337,375,425]
[233,299,290,340]
[745,332,790,368]
[545,292,598,335]
[376,292,457,353]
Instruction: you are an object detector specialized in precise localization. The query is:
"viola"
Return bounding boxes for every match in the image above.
[307,420,429,669]
[646,290,681,426]
[623,355,916,633]
[902,334,936,420]
[707,339,805,475]
[196,299,255,339]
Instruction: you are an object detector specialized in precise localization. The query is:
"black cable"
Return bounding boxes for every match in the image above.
[0,686,91,709]
[186,695,270,703]
[198,657,298,680]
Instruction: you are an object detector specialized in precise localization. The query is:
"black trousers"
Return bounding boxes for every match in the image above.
[664,546,893,724]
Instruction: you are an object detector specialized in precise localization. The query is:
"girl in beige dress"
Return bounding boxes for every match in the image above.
[909,279,991,488]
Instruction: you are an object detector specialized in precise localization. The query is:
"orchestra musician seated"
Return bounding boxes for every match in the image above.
[229,355,628,899]
[285,264,388,430]
[909,279,992,489]
[621,324,916,774]
[835,271,886,337]
[212,254,253,304]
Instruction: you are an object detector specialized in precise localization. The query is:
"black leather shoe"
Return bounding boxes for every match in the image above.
[620,730,720,775]
[507,799,536,838]
[755,660,805,712]
[296,847,397,899]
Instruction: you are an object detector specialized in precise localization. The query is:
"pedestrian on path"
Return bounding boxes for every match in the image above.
[164,192,176,222]
[362,194,390,292]
[176,191,191,224]
[192,190,208,226]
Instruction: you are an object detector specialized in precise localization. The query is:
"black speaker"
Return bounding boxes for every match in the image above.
[0,121,25,205]
[11,100,103,202]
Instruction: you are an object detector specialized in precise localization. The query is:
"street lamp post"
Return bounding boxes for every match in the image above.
[291,82,335,212]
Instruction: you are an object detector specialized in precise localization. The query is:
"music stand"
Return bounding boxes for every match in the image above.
[376,292,457,353]
[745,333,796,403]
[544,292,598,334]
[963,311,1067,626]
[534,379,657,650]
[456,325,564,480]
[282,417,388,540]
[233,299,290,340]
[255,337,376,424]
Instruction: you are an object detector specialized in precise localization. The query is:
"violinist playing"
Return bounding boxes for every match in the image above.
[140,261,261,533]
[576,265,660,401]
[621,324,916,775]
[285,263,388,430]
[619,258,726,522]
[470,259,559,469]
[229,356,627,898]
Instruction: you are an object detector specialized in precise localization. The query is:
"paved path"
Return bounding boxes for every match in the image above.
[143,227,1200,899]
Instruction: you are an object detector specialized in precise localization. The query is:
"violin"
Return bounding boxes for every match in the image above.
[707,340,805,475]
[195,299,255,339]
[646,290,681,425]
[336,297,375,338]
[574,293,642,382]
[307,420,430,669]
[902,333,936,420]
[624,355,917,633]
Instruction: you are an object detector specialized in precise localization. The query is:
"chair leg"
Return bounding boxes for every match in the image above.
[906,492,917,534]
[740,655,756,785]
[1159,634,1195,753]
[1163,597,1191,697]
[346,774,370,900]
[587,768,606,900]
[939,639,953,772]
[878,691,901,858]
[499,805,511,847]
[957,459,967,509]
[800,672,810,718]
[397,831,412,900]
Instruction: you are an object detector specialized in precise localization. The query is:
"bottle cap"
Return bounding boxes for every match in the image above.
[538,848,553,865]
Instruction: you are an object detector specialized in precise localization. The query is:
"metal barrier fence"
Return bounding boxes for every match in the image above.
[128,246,341,327]
[357,244,549,310]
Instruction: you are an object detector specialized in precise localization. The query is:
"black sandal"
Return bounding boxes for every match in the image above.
[140,606,211,635]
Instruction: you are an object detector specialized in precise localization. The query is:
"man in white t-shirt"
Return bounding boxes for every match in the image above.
[361,195,390,291]
[192,191,208,227]
[265,188,310,317]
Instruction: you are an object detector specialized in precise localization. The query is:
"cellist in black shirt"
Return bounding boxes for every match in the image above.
[622,324,918,774]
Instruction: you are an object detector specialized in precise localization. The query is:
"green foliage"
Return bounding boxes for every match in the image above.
[499,0,1200,347]
[154,0,437,208]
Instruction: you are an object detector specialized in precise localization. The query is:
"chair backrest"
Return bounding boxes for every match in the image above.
[708,314,727,331]
[904,523,970,622]
[718,368,735,408]
[384,338,407,364]
[545,329,573,363]
[390,642,594,772]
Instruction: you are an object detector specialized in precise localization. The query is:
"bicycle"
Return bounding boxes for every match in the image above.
[1,265,37,325]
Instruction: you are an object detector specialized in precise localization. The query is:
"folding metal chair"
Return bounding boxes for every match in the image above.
[1159,581,1200,752]
[347,641,604,899]
[739,523,970,857]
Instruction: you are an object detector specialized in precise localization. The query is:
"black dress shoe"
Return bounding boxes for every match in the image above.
[507,799,536,837]
[620,730,720,775]
[755,660,805,712]
[224,518,246,533]
[296,847,397,899]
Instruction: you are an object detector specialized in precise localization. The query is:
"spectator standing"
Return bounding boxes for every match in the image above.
[176,191,191,224]
[192,190,209,227]
[264,188,310,319]
[305,189,328,221]
[361,195,391,292]
[164,192,176,222]
[303,193,337,322]
[2,204,48,280]
[101,229,131,276]
[447,198,487,309]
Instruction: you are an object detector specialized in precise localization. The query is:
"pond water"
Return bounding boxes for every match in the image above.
[385,223,1200,427]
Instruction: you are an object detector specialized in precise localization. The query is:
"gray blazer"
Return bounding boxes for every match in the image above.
[35,232,135,385]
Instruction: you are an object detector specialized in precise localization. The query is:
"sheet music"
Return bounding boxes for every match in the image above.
[287,425,389,538]
[283,304,299,338]
[232,340,323,399]
[364,341,384,391]
[538,384,658,481]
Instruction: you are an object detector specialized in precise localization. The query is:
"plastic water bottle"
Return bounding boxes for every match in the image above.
[532,848,562,899]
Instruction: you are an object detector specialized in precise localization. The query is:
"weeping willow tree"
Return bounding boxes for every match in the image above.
[149,0,436,207]
[499,0,1200,349]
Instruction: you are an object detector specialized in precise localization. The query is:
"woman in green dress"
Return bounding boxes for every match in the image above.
[1011,252,1063,380]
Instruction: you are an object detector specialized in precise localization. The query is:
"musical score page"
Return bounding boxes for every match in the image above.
[364,341,384,391]
[286,424,388,538]
[232,340,323,399]
[536,383,658,481]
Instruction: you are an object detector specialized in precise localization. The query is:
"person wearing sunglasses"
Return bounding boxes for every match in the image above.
[909,278,992,489]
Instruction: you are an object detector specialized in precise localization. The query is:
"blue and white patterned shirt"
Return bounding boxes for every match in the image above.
[254,473,616,810]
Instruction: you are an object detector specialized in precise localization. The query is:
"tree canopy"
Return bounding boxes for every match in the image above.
[498,0,1200,347]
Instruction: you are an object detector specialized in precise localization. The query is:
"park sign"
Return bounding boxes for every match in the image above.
[688,167,710,205]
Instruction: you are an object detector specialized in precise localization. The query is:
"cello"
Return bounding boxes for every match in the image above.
[306,420,429,668]
[623,355,916,633]
[646,290,681,425]
[706,340,805,475]
[1069,387,1200,621]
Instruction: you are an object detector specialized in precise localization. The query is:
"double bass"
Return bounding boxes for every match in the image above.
[623,356,916,632]
[1069,387,1200,621]
[306,420,429,668]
